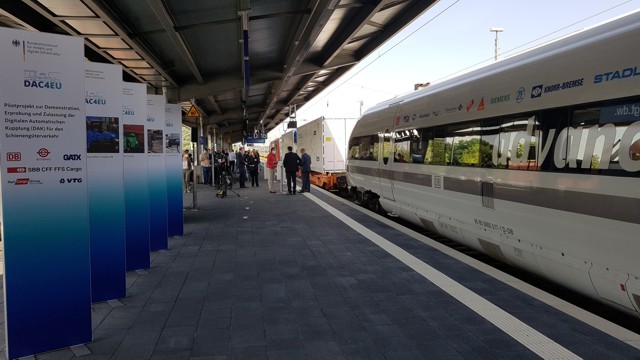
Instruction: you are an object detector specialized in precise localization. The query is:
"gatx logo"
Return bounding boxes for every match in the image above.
[63,154,82,160]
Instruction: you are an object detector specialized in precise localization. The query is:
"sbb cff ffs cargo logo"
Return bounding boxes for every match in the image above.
[15,178,29,185]
[7,167,27,173]
[7,152,22,161]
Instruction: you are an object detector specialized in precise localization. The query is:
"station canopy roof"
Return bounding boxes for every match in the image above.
[0,0,437,143]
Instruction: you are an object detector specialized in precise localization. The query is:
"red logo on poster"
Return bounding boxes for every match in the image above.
[7,152,21,161]
[7,167,27,173]
[37,148,50,158]
[15,178,29,185]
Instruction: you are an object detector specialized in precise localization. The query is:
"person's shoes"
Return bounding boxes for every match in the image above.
[299,191,305,193]
[256,185,259,187]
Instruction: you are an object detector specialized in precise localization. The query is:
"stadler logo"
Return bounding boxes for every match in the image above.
[516,87,525,103]
[24,70,62,90]
[531,85,543,98]
[63,154,82,161]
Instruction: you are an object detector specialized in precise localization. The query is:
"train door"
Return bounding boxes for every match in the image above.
[378,104,398,202]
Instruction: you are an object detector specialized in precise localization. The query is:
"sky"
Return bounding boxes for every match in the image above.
[268,0,640,139]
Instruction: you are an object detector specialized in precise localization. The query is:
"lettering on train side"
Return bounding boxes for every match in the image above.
[492,116,640,172]
[593,66,640,84]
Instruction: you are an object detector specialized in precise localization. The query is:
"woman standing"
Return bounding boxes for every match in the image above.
[248,149,261,187]
[266,147,278,193]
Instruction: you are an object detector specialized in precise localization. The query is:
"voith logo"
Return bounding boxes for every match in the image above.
[7,167,27,173]
[7,152,22,161]
[15,178,29,185]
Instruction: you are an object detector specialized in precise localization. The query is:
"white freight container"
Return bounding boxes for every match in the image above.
[296,117,357,173]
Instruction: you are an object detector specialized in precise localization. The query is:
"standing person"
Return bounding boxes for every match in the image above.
[282,146,301,195]
[300,148,311,193]
[236,147,247,188]
[200,148,212,186]
[182,149,193,193]
[228,148,236,173]
[249,149,261,187]
[266,147,278,193]
[246,149,255,186]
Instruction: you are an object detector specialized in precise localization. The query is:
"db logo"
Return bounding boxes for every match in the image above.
[7,152,21,161]
[15,178,29,185]
[37,148,50,158]
[7,167,27,173]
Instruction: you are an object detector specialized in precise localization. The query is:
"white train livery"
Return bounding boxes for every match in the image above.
[347,11,640,316]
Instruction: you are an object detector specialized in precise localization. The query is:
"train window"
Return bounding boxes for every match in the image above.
[348,134,377,160]
[569,101,640,175]
[425,127,446,165]
[409,128,428,163]
[394,129,420,163]
[480,117,503,168]
[497,114,539,170]
[447,121,482,166]
[382,129,392,165]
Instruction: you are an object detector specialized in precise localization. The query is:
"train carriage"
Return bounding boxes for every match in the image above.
[347,11,640,316]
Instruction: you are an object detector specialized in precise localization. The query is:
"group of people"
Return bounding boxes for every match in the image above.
[235,147,262,188]
[282,146,311,195]
[182,145,312,195]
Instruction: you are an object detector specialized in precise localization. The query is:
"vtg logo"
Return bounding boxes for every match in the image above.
[63,154,82,161]
[60,178,82,184]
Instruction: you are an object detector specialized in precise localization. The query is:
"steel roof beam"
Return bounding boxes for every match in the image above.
[145,0,203,84]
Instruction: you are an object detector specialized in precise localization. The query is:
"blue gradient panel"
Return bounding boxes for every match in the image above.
[88,163,126,301]
[166,158,183,236]
[1,28,91,359]
[165,103,183,236]
[124,155,150,270]
[148,155,168,250]
[85,62,126,303]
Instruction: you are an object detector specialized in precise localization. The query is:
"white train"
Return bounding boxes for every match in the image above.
[347,11,640,316]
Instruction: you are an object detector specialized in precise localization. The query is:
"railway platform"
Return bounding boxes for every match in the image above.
[3,181,640,359]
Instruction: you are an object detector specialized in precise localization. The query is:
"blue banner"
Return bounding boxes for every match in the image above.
[85,62,126,302]
[165,103,183,236]
[123,82,150,270]
[0,28,92,359]
[147,94,168,251]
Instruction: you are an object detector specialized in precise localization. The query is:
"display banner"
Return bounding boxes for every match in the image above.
[165,103,183,236]
[147,94,168,251]
[0,28,91,359]
[85,62,126,302]
[122,82,150,270]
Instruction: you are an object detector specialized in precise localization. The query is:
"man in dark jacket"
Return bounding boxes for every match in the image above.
[282,146,301,195]
[299,148,311,193]
[236,147,247,188]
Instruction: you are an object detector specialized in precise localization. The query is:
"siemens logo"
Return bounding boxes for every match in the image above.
[594,66,640,83]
